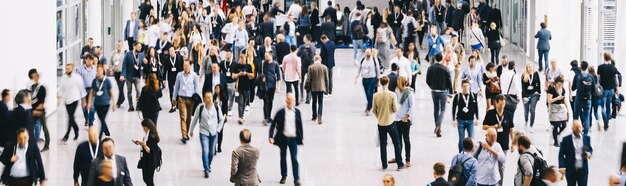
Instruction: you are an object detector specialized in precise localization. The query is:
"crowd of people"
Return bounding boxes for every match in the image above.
[0,0,625,185]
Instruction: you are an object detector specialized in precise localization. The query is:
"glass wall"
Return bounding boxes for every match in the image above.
[56,0,85,76]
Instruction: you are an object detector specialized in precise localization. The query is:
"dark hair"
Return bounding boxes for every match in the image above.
[555,75,564,84]
[580,61,589,70]
[239,129,252,143]
[570,60,578,67]
[16,128,28,136]
[141,119,161,142]
[1,89,9,99]
[433,162,446,176]
[518,135,532,149]
[379,76,390,86]
[461,79,470,85]
[14,89,30,105]
[328,0,332,6]
[508,61,515,70]
[486,62,496,71]
[373,6,379,13]
[463,137,474,151]
[102,137,115,144]
[391,63,399,71]
[290,45,297,52]
[134,42,142,46]
[320,35,328,40]
[540,22,547,29]
[434,53,444,62]
[28,68,38,79]
[303,34,312,42]
[468,56,475,62]
[494,94,506,103]
[85,53,97,62]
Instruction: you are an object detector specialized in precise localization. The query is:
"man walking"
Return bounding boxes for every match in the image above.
[87,138,133,186]
[109,41,126,108]
[76,53,97,126]
[475,128,506,186]
[297,35,316,103]
[124,12,140,50]
[597,57,619,130]
[173,61,200,144]
[372,76,404,170]
[0,128,46,186]
[534,22,551,72]
[73,127,102,186]
[230,129,261,186]
[558,120,593,186]
[121,42,146,112]
[58,64,87,142]
[351,12,368,63]
[571,61,594,135]
[426,54,452,137]
[233,52,255,125]
[320,35,335,96]
[306,55,329,124]
[282,45,302,106]
[261,51,282,125]
[269,93,304,186]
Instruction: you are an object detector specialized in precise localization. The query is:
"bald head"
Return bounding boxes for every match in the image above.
[486,128,497,145]
[88,126,99,144]
[572,120,582,137]
[239,129,251,144]
[609,174,621,186]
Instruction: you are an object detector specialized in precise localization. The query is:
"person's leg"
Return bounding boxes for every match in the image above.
[592,99,600,122]
[64,101,78,139]
[581,100,592,135]
[432,92,441,128]
[490,48,496,63]
[317,92,324,118]
[178,97,189,138]
[217,125,224,153]
[207,134,217,172]
[279,144,288,178]
[578,170,588,186]
[456,120,467,152]
[33,118,42,140]
[399,121,411,162]
[543,50,550,71]
[115,72,125,106]
[142,167,155,186]
[523,99,530,125]
[537,50,545,70]
[200,134,209,172]
[378,125,388,169]
[248,82,256,104]
[495,49,501,65]
[227,83,236,112]
[126,79,135,109]
[238,90,246,119]
[573,98,580,120]
[353,40,359,61]
[550,121,559,145]
[388,123,404,167]
[436,92,448,128]
[95,105,110,137]
[42,118,50,149]
[364,78,376,111]
[312,92,318,119]
[288,139,300,180]
[565,171,577,186]
[529,95,539,127]
[602,89,614,130]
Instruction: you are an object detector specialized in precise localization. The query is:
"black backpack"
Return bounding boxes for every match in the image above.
[592,76,603,99]
[518,149,549,186]
[153,145,163,171]
[448,154,473,186]
[576,73,594,100]
[353,21,367,39]
[406,22,416,38]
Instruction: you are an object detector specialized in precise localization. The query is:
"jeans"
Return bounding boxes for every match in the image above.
[237,90,251,118]
[83,88,96,125]
[538,50,549,70]
[592,97,603,125]
[279,138,300,180]
[575,99,592,135]
[431,91,448,128]
[457,119,474,153]
[126,77,144,108]
[114,72,126,106]
[311,91,324,119]
[378,123,404,168]
[572,96,579,120]
[550,121,566,144]
[95,105,110,137]
[227,83,236,111]
[286,35,297,46]
[263,88,276,120]
[352,39,366,61]
[523,95,540,127]
[63,101,79,139]
[200,133,217,172]
[285,81,300,105]
[396,121,411,162]
[34,118,42,140]
[392,27,402,47]
[327,67,334,94]
[234,46,246,63]
[363,78,377,111]
[566,169,589,186]
[490,48,501,65]
[601,89,615,130]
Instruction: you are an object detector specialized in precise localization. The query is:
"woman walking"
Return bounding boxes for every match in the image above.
[589,66,604,130]
[486,22,502,64]
[134,119,161,186]
[483,62,500,112]
[375,22,396,70]
[546,76,569,146]
[138,73,163,125]
[521,63,541,132]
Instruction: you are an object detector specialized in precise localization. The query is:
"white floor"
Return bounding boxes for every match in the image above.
[8,47,626,186]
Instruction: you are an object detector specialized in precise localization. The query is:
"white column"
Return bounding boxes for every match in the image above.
[87,0,102,44]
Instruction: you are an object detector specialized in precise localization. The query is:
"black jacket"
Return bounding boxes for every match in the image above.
[387,12,404,28]
[8,106,34,142]
[138,135,160,170]
[310,9,320,26]
[372,12,382,30]
[488,8,503,30]
[426,63,452,94]
[137,86,163,113]
[269,108,304,146]
[321,7,338,25]
[259,21,275,40]
[275,42,291,65]
[0,102,9,147]
[73,141,103,184]
[321,22,336,41]
[1,142,46,183]
[162,54,184,81]
[450,9,465,31]
[521,72,541,98]
[202,72,228,101]
[88,155,133,186]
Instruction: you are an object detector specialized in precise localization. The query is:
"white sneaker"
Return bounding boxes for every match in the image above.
[227,111,233,116]
[245,106,250,111]
[528,128,534,134]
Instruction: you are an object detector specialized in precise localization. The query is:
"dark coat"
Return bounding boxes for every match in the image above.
[162,54,184,81]
[321,7,338,25]
[269,108,304,146]
[137,86,163,113]
[275,42,291,65]
[88,155,133,186]
[202,71,229,101]
[0,142,46,183]
[138,135,159,170]
[8,106,34,142]
[321,22,336,41]
[259,21,275,40]
[73,141,103,185]
[320,41,336,69]
[121,51,146,78]
[559,134,593,174]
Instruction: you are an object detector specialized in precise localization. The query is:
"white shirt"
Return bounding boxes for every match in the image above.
[288,22,296,36]
[212,73,220,89]
[500,69,519,96]
[567,70,577,96]
[390,56,412,83]
[475,142,506,185]
[148,25,161,47]
[573,135,584,169]
[10,143,30,178]
[59,73,87,104]
[105,155,118,179]
[221,23,237,43]
[128,20,136,37]
[283,108,297,137]
[242,5,256,16]
[287,4,302,18]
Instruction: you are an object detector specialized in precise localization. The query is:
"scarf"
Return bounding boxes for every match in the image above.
[399,88,414,104]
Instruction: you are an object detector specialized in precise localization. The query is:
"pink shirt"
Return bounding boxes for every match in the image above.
[281,53,301,82]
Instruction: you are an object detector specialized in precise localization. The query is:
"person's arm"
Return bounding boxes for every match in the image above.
[229,150,239,183]
[108,80,116,111]
[473,95,480,121]
[121,55,128,80]
[451,94,458,121]
[73,146,81,183]
[189,105,201,137]
[268,111,278,143]
[172,74,180,101]
[122,157,132,186]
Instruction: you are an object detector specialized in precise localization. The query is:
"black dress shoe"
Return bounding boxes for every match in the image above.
[181,138,187,144]
[294,180,302,186]
[128,107,135,112]
[204,170,209,178]
[169,108,176,113]
[40,147,49,152]
[279,177,287,184]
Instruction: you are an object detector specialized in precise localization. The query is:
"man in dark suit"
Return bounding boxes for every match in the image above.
[320,35,335,95]
[88,138,133,186]
[7,90,34,143]
[275,35,291,65]
[124,12,141,51]
[121,42,146,112]
[0,128,46,186]
[321,16,336,42]
[387,5,403,46]
[558,120,592,186]
[258,37,277,62]
[155,32,171,60]
[0,89,10,147]
[320,1,338,25]
[387,64,400,92]
[269,93,304,186]
[259,15,276,41]
[488,2,502,30]
[73,127,102,186]
[162,47,183,113]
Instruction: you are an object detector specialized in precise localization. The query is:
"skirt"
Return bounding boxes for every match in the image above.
[549,103,568,122]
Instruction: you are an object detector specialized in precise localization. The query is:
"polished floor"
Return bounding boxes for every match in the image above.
[5,46,625,186]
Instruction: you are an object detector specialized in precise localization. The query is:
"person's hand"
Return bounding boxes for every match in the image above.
[569,95,573,102]
[559,168,566,180]
[262,77,266,82]
[10,155,17,163]
[112,104,117,112]
[120,76,125,81]
[585,152,591,159]
[171,100,177,107]
[296,32,300,36]
[74,182,79,186]
[474,119,479,126]
[353,77,358,85]
[189,132,194,138]
[453,120,457,127]
[269,138,274,144]
[87,104,92,110]
[481,141,491,149]
[40,180,45,186]
[401,116,408,123]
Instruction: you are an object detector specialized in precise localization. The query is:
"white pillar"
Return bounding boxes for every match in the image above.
[87,0,102,44]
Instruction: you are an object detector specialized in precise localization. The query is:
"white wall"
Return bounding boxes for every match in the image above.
[0,0,57,113]
[616,0,625,94]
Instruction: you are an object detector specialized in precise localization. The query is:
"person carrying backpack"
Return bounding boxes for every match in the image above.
[351,12,368,63]
[515,135,549,186]
[449,137,478,186]
[571,61,595,135]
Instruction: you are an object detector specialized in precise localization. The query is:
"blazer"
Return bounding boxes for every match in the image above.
[8,106,34,142]
[257,45,277,62]
[124,19,140,39]
[321,7,338,25]
[88,155,133,186]
[73,141,103,184]
[320,41,336,69]
[138,135,159,170]
[202,71,229,101]
[121,51,146,79]
[306,63,329,92]
[269,108,304,146]
[154,39,171,57]
[0,142,46,183]
[162,53,184,80]
[558,134,593,173]
[137,86,163,113]
[275,42,291,65]
[259,21,276,40]
[230,144,261,186]
[321,22,336,41]
[534,28,552,51]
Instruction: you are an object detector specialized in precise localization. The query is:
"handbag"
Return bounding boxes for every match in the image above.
[504,73,519,111]
[488,77,501,94]
[499,33,506,47]
[549,104,568,121]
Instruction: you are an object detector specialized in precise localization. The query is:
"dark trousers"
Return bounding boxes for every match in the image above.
[550,121,566,144]
[396,120,411,162]
[362,78,377,111]
[566,169,588,186]
[311,91,324,119]
[63,101,79,139]
[167,75,177,105]
[327,67,334,94]
[263,88,276,120]
[127,37,135,52]
[490,48,501,65]
[6,177,33,186]
[392,27,402,47]
[279,138,300,180]
[575,99,592,135]
[431,91,448,127]
[538,49,549,70]
[249,82,257,104]
[142,111,159,125]
[114,72,126,106]
[95,105,111,137]
[237,90,251,118]
[378,123,404,168]
[285,81,300,105]
[417,30,426,46]
[142,167,156,186]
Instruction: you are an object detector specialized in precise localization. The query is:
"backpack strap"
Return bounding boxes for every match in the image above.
[474,142,483,159]
[198,104,204,123]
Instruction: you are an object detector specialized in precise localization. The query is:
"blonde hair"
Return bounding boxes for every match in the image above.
[490,22,497,29]
[522,63,535,83]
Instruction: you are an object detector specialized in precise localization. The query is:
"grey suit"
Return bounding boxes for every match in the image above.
[230,144,261,186]
[88,155,133,186]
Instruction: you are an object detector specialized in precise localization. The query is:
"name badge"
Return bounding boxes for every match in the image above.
[497,127,504,132]
[134,65,139,70]
[395,21,398,24]
[171,67,177,71]
[152,67,158,72]
[96,91,104,96]
[226,72,231,77]
[527,86,534,90]
[438,13,442,15]
[462,107,469,113]
[157,50,162,54]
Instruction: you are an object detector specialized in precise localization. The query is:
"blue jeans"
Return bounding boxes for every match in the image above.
[601,89,615,129]
[576,99,592,135]
[34,118,42,140]
[523,95,540,127]
[352,39,366,61]
[431,91,449,127]
[378,123,404,168]
[82,88,96,125]
[311,91,324,118]
[200,133,217,172]
[538,50,549,70]
[362,78,377,111]
[592,98,603,124]
[279,138,299,180]
[286,35,297,46]
[457,120,474,153]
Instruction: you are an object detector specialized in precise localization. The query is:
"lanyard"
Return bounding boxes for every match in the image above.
[495,112,504,125]
[97,79,106,92]
[461,94,470,106]
[160,41,166,48]
[529,74,534,84]
[89,142,99,159]
[170,55,176,66]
